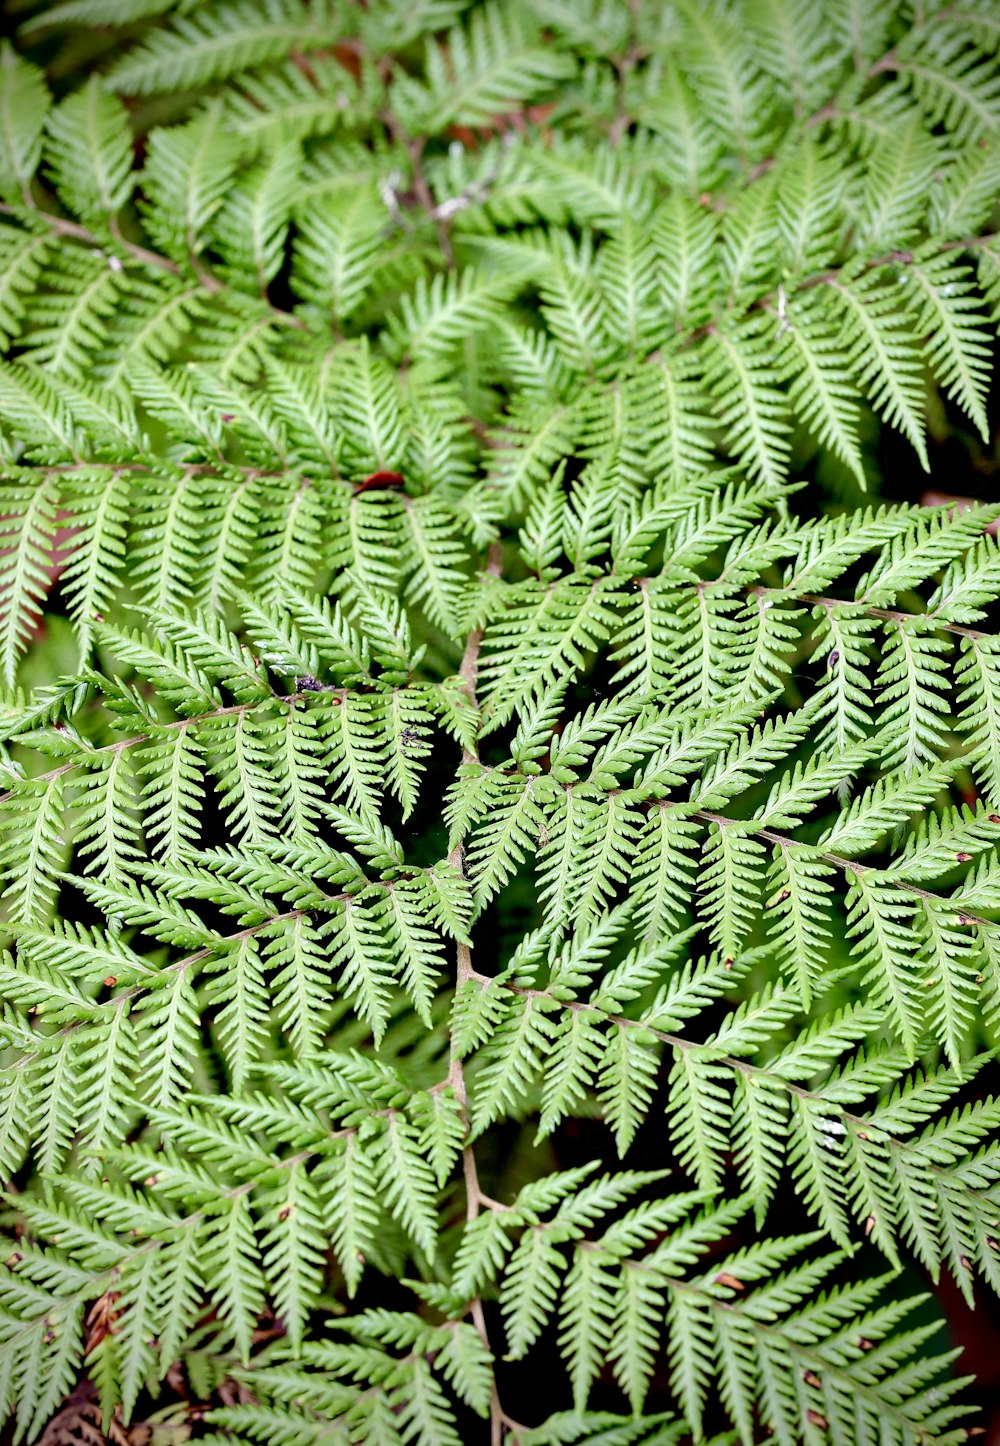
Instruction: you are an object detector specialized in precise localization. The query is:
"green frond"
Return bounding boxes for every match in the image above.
[0,4,999,1439]
[139,104,242,265]
[43,78,133,228]
[404,2,575,133]
[0,476,60,685]
[830,266,930,470]
[103,0,345,96]
[0,43,49,204]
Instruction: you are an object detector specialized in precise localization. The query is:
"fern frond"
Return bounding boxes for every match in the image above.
[1,5,999,1439]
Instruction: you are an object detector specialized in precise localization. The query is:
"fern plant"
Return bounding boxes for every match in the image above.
[1,0,1000,1441]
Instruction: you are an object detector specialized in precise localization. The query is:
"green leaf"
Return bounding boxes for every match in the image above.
[0,46,49,202]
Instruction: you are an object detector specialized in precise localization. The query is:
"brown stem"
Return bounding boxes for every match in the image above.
[497,976,998,1206]
[608,31,643,148]
[0,201,303,330]
[766,586,991,642]
[691,803,997,927]
[664,228,999,357]
[445,542,504,1435]
[3,908,312,1075]
[32,460,344,487]
[379,113,456,265]
[0,694,323,810]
